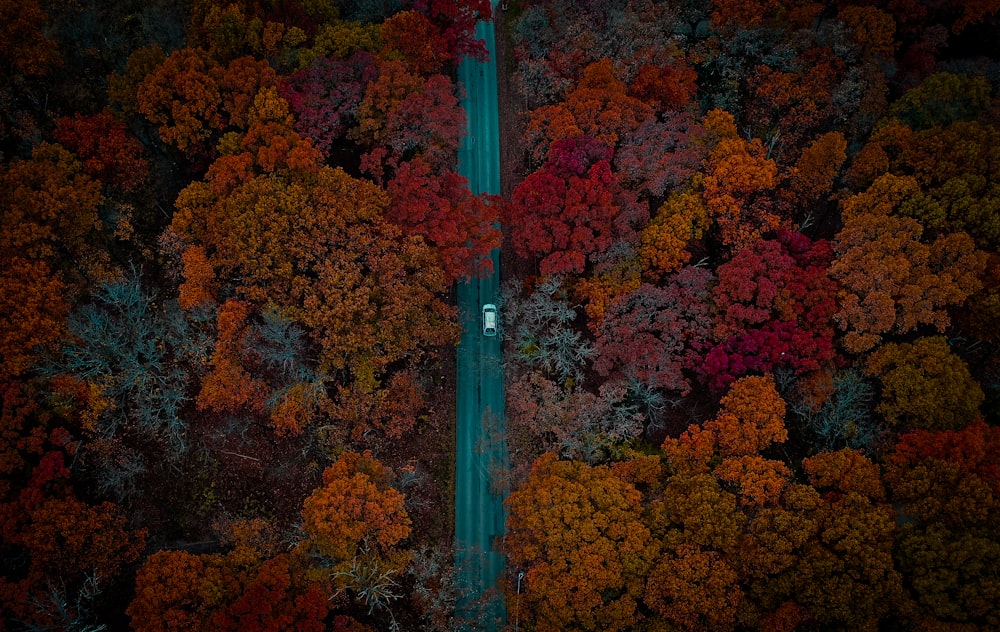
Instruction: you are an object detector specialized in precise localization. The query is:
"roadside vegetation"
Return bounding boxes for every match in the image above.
[1,0,999,630]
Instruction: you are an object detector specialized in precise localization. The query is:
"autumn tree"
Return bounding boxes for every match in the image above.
[278,51,377,157]
[627,60,699,111]
[803,448,886,500]
[0,0,61,81]
[173,164,457,381]
[504,453,656,632]
[889,72,993,130]
[743,51,845,159]
[704,230,839,390]
[0,142,107,278]
[1,385,146,629]
[700,109,787,251]
[299,19,381,67]
[53,110,149,192]
[137,48,282,160]
[830,174,986,353]
[523,59,654,166]
[646,543,743,631]
[709,0,784,31]
[128,515,330,632]
[0,258,69,379]
[838,5,897,60]
[735,484,822,626]
[865,336,984,431]
[327,368,425,442]
[785,131,848,209]
[845,116,1000,350]
[215,85,323,180]
[0,379,75,545]
[0,0,61,149]
[885,422,1000,627]
[505,369,651,467]
[380,10,449,75]
[846,109,1000,252]
[642,464,766,629]
[506,135,646,275]
[786,451,903,627]
[639,189,709,280]
[386,158,500,281]
[410,0,491,63]
[299,451,411,617]
[662,375,788,474]
[349,60,465,183]
[187,1,311,67]
[211,553,330,632]
[594,267,714,395]
[879,120,1000,252]
[613,112,706,200]
[137,47,227,156]
[507,1,685,109]
[127,549,252,632]
[20,496,146,586]
[197,300,270,416]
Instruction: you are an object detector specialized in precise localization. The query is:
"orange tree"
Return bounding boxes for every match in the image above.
[173,157,456,433]
[699,109,787,252]
[830,174,986,353]
[522,59,653,167]
[504,452,657,632]
[298,451,411,618]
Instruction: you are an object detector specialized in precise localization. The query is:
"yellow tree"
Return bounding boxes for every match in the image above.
[639,188,709,280]
[866,336,984,431]
[788,451,902,628]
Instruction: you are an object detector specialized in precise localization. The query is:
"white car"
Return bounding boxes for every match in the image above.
[482,304,498,337]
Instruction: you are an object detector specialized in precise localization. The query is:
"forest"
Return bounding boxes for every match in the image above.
[1,0,999,630]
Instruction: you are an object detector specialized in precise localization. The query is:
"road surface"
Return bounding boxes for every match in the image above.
[455,6,508,630]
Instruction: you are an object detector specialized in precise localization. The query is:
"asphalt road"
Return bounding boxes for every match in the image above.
[454,9,508,630]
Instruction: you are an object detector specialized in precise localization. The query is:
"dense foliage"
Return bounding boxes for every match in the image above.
[1,0,998,629]
[500,0,1000,630]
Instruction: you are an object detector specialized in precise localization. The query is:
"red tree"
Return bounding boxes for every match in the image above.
[352,61,465,183]
[278,52,377,157]
[506,136,646,275]
[411,0,491,63]
[53,110,149,191]
[386,158,499,282]
[613,113,707,199]
[703,231,839,390]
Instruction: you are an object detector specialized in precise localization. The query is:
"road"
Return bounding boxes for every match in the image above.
[455,7,508,630]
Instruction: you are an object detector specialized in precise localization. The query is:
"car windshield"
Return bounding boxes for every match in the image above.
[483,305,497,335]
